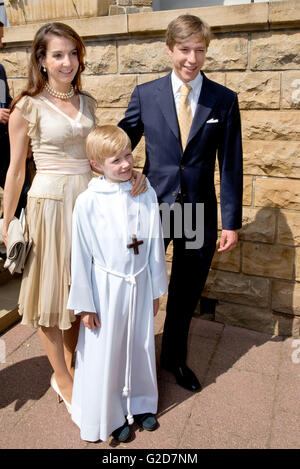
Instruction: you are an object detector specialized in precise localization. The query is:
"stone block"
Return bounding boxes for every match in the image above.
[272,281,300,316]
[3,15,128,44]
[215,302,276,336]
[211,246,240,273]
[240,207,276,243]
[165,242,173,263]
[226,72,280,109]
[84,42,117,75]
[269,0,300,29]
[215,174,252,206]
[204,34,248,71]
[243,140,300,179]
[205,72,226,86]
[0,49,29,78]
[81,75,137,107]
[24,0,77,23]
[241,110,300,141]
[9,79,27,98]
[255,177,300,211]
[203,270,270,308]
[117,0,132,6]
[278,211,300,247]
[296,248,300,282]
[128,3,269,35]
[243,176,253,206]
[109,5,139,14]
[242,242,294,280]
[281,71,300,109]
[132,138,146,169]
[137,73,161,85]
[133,0,152,5]
[109,5,125,15]
[95,107,126,125]
[250,30,300,70]
[118,39,171,74]
[74,0,115,17]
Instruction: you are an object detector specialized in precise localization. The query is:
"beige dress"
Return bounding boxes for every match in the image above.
[16,93,96,330]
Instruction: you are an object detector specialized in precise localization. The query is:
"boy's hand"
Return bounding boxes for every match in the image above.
[130,170,147,197]
[81,312,101,330]
[153,298,159,317]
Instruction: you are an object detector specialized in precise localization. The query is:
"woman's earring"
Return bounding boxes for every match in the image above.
[43,67,46,72]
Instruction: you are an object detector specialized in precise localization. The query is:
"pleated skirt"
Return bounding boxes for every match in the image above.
[18,171,92,330]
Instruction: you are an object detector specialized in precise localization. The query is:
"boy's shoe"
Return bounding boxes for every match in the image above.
[134,413,158,431]
[111,421,131,442]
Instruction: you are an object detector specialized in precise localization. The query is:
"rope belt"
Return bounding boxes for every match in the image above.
[92,257,149,425]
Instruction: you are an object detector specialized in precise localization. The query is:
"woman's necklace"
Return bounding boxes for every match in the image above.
[45,82,75,100]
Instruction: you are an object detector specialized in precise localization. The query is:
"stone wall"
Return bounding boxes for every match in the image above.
[1,0,300,336]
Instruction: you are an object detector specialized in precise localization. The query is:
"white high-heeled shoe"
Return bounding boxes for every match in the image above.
[50,375,72,414]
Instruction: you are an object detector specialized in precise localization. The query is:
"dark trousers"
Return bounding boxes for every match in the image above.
[160,197,216,367]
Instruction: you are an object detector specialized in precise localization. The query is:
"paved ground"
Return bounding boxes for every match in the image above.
[0,308,299,450]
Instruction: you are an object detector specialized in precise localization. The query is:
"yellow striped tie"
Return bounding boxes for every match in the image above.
[178,84,193,150]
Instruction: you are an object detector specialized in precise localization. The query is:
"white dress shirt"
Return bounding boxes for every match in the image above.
[171,71,203,118]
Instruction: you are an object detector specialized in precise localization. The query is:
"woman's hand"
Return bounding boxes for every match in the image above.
[153,298,159,317]
[130,169,147,197]
[2,222,9,247]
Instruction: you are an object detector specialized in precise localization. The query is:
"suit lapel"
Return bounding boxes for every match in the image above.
[187,73,217,145]
[155,73,180,142]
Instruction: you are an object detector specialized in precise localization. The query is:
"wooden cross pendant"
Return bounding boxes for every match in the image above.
[127,234,144,255]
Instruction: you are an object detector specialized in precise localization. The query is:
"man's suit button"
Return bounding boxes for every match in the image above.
[172,191,177,197]
[180,165,185,170]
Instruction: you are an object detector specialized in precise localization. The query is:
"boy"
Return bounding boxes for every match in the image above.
[67,125,168,443]
[119,14,243,392]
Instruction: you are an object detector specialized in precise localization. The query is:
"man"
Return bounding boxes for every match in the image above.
[119,15,243,392]
[0,21,33,219]
[0,21,12,192]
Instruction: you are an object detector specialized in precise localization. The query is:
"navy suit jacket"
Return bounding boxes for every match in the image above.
[119,71,243,247]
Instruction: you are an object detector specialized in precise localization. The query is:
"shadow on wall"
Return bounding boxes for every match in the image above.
[198,207,299,338]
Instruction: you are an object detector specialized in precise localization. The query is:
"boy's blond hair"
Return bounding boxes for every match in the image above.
[86,125,132,164]
[166,14,211,50]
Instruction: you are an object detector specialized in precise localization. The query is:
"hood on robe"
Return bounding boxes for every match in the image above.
[88,176,133,193]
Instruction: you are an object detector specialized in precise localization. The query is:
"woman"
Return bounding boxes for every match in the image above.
[2,22,145,411]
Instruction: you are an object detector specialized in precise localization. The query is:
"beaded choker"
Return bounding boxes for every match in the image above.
[45,82,75,100]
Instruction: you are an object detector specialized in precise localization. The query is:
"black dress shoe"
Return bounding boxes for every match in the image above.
[111,421,131,442]
[162,363,202,392]
[134,413,158,431]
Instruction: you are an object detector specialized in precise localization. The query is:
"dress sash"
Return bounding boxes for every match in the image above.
[35,155,91,175]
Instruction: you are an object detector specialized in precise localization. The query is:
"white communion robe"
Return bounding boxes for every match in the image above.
[67,176,168,442]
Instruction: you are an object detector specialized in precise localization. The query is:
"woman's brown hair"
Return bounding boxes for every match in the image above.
[11,22,86,110]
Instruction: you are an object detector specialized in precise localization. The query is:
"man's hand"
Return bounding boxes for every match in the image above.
[130,169,147,197]
[0,108,10,125]
[81,312,101,330]
[217,229,238,253]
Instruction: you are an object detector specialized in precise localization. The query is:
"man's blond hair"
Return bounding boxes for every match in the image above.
[166,14,211,50]
[86,125,131,164]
